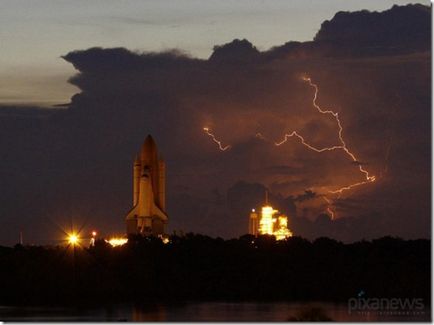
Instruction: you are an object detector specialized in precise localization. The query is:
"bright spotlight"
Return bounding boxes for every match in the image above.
[68,234,79,245]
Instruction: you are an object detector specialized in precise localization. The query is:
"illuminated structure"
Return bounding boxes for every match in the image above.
[274,215,292,241]
[106,237,128,247]
[249,209,259,236]
[125,135,168,236]
[259,205,278,235]
[249,192,293,240]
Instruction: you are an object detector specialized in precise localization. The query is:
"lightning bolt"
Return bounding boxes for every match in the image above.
[202,76,376,218]
[276,76,376,216]
[322,196,335,220]
[203,127,231,151]
[255,132,266,140]
[275,131,344,152]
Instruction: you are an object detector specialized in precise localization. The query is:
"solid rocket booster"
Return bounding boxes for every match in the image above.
[133,154,140,206]
[125,135,168,236]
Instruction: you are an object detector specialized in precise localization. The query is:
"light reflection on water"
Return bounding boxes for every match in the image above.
[0,301,430,322]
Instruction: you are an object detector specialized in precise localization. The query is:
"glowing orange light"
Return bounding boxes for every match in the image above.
[274,215,293,240]
[257,205,292,240]
[68,233,79,245]
[259,206,277,235]
[162,237,169,244]
[91,231,97,237]
[203,127,231,151]
[106,237,128,247]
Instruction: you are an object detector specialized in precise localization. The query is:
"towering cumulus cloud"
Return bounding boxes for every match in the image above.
[0,4,430,244]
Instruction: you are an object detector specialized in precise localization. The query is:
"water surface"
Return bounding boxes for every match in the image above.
[0,301,430,322]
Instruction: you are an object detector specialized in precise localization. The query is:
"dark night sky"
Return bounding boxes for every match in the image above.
[0,4,430,245]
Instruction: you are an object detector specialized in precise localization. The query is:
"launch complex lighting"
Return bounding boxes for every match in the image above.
[251,204,293,240]
[259,206,277,235]
[252,190,293,240]
[105,236,170,246]
[67,233,79,246]
[260,206,293,240]
[105,237,128,247]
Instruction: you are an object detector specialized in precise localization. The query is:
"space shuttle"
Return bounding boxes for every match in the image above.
[125,135,168,236]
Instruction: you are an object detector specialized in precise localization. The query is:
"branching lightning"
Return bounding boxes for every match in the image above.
[275,76,376,217]
[276,76,376,191]
[202,76,376,219]
[275,131,344,152]
[203,127,231,151]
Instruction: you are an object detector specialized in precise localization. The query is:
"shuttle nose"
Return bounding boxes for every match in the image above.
[140,135,158,162]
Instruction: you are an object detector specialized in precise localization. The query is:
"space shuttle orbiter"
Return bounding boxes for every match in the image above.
[125,135,168,236]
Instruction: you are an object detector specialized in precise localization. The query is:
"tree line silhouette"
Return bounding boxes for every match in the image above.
[0,234,429,306]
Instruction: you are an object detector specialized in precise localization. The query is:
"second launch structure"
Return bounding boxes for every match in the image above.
[249,192,293,240]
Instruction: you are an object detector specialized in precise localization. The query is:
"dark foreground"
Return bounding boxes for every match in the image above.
[0,301,430,322]
[0,235,430,310]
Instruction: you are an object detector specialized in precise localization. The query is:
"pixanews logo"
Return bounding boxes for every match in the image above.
[348,293,425,316]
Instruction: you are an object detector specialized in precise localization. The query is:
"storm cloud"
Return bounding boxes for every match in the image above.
[0,4,430,244]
